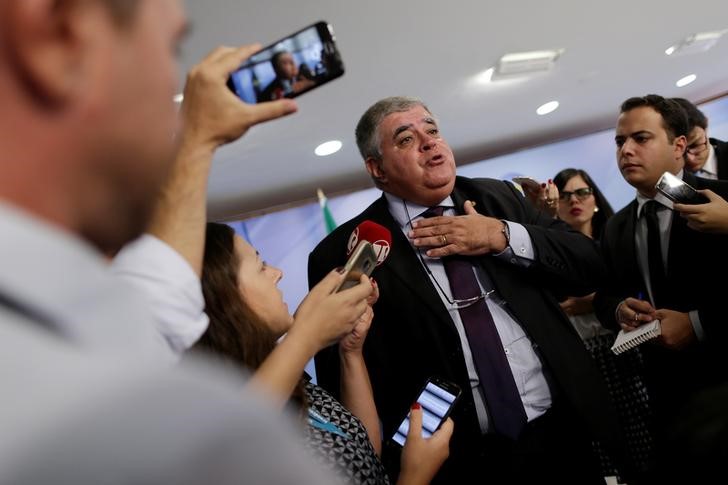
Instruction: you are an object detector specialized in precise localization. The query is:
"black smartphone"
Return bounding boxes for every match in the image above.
[335,241,377,293]
[227,21,344,104]
[655,171,709,205]
[391,377,461,447]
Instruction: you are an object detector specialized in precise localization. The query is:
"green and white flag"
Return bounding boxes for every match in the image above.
[317,188,337,234]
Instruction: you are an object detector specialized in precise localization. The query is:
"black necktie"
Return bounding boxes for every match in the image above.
[424,207,527,440]
[643,200,666,306]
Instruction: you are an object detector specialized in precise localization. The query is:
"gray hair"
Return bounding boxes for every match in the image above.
[355,96,432,160]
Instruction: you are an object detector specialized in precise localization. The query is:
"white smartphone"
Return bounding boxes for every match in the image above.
[390,377,461,447]
[334,241,377,292]
[655,171,709,205]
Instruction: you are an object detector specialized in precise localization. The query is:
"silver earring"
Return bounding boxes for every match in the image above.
[594,207,599,213]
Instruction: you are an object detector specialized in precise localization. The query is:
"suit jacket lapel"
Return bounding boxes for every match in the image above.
[368,196,456,333]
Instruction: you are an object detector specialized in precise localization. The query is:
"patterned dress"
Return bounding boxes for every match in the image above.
[302,382,390,485]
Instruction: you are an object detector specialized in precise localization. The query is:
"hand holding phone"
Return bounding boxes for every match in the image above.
[655,171,709,205]
[391,377,461,447]
[227,21,345,104]
[335,241,377,293]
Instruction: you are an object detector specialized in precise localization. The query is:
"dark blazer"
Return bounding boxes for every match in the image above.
[309,177,621,482]
[594,172,728,425]
[710,137,728,180]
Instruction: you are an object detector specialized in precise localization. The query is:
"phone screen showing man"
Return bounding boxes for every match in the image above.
[391,379,459,446]
[227,21,344,104]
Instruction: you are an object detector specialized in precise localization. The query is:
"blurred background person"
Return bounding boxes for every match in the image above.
[672,97,728,180]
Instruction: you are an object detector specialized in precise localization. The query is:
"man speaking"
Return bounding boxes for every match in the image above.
[309,96,624,484]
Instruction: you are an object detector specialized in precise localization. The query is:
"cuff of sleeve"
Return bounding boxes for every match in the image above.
[689,310,705,342]
[493,221,534,267]
[112,234,208,354]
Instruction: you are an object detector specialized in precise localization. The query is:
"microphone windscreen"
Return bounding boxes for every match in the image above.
[347,220,392,265]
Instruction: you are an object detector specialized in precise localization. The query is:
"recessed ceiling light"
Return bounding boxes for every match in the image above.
[536,101,559,116]
[173,93,184,103]
[676,74,697,87]
[315,140,342,157]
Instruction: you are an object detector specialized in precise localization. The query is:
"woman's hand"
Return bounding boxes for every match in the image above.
[290,270,372,354]
[397,404,454,485]
[339,279,379,355]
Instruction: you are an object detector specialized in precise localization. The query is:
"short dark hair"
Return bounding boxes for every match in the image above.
[552,168,614,241]
[620,94,688,142]
[672,97,708,131]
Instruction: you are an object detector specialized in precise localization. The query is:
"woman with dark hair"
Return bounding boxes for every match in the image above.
[553,168,614,240]
[195,222,452,485]
[552,168,652,480]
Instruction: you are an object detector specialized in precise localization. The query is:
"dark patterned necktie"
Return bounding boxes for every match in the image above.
[424,206,527,440]
[643,200,666,307]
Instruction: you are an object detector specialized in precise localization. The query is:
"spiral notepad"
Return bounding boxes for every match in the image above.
[610,320,661,355]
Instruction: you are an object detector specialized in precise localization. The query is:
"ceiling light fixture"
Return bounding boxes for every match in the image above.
[676,74,697,88]
[315,140,342,157]
[536,101,559,116]
[493,49,565,80]
[665,29,727,57]
[476,67,495,84]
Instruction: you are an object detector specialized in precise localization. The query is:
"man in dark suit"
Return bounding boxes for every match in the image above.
[309,97,623,484]
[672,97,728,180]
[595,95,728,481]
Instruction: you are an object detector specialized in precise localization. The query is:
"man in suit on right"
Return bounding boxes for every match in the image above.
[595,94,728,482]
[672,97,728,180]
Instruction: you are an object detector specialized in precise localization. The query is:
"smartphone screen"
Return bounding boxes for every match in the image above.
[655,171,709,204]
[227,21,344,104]
[335,241,377,292]
[391,378,461,447]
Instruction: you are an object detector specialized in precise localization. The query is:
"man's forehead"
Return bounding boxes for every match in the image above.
[687,126,705,139]
[617,107,661,131]
[383,107,434,129]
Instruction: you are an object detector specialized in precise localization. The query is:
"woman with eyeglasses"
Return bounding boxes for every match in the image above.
[552,168,653,481]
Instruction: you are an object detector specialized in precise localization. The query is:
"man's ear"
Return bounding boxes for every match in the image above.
[5,0,100,106]
[365,157,387,184]
[673,134,687,161]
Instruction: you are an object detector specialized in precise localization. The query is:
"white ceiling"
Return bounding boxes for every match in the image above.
[180,0,728,221]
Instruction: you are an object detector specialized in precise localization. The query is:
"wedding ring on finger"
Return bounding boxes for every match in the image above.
[633,312,640,322]
[441,234,448,245]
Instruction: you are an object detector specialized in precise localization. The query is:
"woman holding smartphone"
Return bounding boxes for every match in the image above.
[195,223,452,485]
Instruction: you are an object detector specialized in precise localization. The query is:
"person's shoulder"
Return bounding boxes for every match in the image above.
[2,339,338,485]
[604,201,636,232]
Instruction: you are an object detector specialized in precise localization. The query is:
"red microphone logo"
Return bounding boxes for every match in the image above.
[347,221,392,266]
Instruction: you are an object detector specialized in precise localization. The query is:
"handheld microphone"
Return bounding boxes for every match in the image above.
[347,220,392,266]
